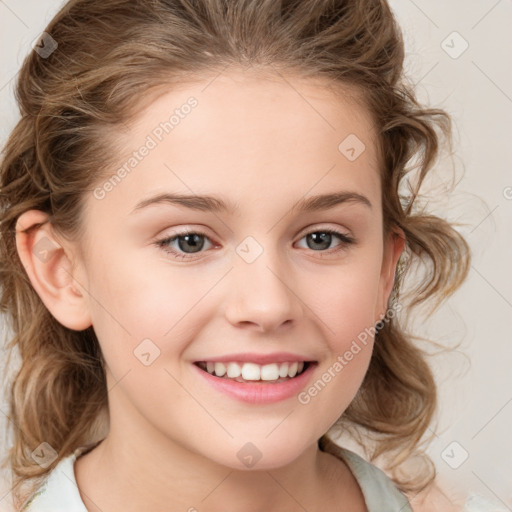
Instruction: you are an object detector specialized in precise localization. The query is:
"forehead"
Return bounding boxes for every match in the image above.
[91,69,381,219]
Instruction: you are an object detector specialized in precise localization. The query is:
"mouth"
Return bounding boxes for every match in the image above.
[194,360,314,384]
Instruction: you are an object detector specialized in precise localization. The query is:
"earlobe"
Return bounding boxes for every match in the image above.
[15,210,92,331]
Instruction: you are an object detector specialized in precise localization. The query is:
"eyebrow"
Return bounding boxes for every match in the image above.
[130,191,372,215]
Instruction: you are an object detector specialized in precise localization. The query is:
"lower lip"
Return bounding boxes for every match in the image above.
[192,362,317,404]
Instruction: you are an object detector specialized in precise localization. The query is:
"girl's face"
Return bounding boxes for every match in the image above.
[73,70,402,469]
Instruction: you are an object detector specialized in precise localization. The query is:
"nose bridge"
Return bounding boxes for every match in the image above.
[225,234,302,330]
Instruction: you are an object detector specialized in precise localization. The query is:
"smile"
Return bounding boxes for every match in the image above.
[195,361,310,382]
[192,360,317,404]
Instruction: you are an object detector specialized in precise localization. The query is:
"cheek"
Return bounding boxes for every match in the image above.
[85,250,216,367]
[300,314,378,430]
[314,255,383,346]
[304,254,382,401]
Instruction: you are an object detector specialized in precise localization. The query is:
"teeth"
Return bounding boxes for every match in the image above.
[288,362,298,377]
[227,362,241,378]
[242,362,261,381]
[214,362,226,377]
[260,363,279,381]
[199,361,308,381]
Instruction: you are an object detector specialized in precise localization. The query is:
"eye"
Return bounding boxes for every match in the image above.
[155,230,214,260]
[154,227,355,261]
[296,228,355,254]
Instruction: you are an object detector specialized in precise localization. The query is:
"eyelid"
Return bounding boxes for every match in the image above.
[296,223,353,240]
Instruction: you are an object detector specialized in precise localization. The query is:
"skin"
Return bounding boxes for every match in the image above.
[16,68,405,512]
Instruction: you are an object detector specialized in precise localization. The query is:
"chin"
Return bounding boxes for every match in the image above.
[203,437,313,471]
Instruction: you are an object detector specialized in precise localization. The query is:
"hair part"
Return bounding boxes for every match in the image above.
[0,0,470,506]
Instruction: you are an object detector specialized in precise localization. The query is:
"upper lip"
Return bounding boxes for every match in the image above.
[194,352,316,365]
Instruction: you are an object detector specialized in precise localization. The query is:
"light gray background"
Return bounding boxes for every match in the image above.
[1,1,511,510]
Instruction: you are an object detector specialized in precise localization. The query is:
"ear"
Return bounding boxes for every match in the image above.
[376,227,405,321]
[15,210,92,331]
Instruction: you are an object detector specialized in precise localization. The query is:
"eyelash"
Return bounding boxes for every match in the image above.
[154,227,355,261]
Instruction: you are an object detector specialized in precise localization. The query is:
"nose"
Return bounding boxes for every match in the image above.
[223,245,304,333]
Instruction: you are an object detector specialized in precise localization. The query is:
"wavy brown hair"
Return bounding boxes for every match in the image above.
[0,0,470,507]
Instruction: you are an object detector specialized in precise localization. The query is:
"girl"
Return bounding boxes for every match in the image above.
[0,0,470,510]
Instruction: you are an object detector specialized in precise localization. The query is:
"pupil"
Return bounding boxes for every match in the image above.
[308,232,331,250]
[179,234,204,253]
